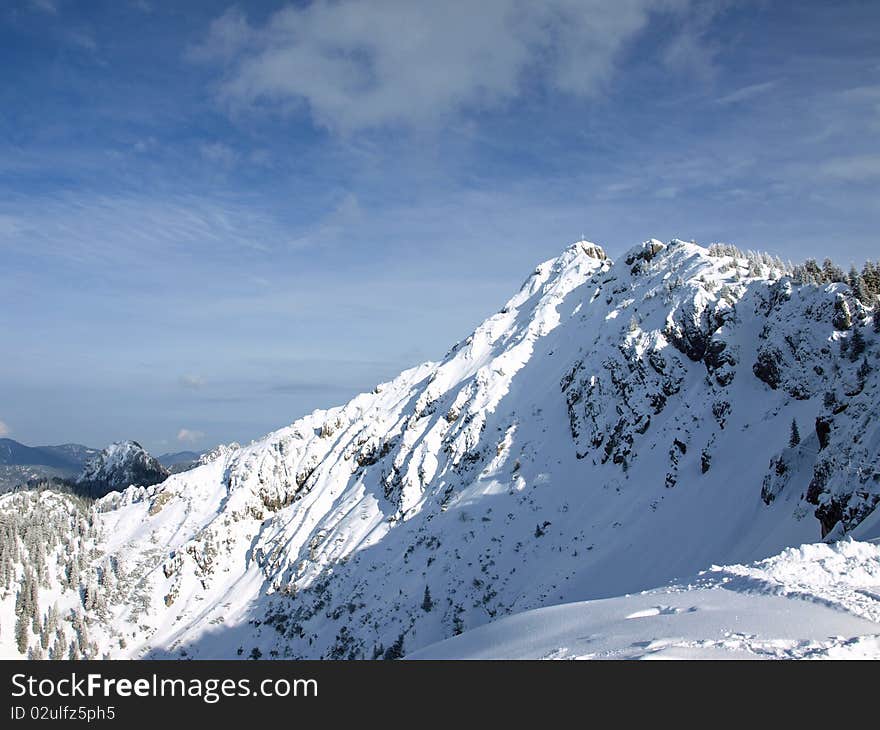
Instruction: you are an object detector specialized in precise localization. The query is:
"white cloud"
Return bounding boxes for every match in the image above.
[0,420,9,437]
[0,214,25,237]
[177,428,204,444]
[200,142,238,167]
[654,186,679,199]
[288,192,363,249]
[29,0,57,15]
[179,374,206,390]
[132,136,157,153]
[835,85,880,103]
[818,155,880,182]
[715,80,779,105]
[660,0,726,80]
[193,0,701,132]
[65,29,97,52]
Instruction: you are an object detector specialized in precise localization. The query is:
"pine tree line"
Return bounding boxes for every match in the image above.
[707,244,880,307]
[791,258,880,305]
[707,244,791,274]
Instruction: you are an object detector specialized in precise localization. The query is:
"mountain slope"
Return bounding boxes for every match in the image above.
[1,238,878,660]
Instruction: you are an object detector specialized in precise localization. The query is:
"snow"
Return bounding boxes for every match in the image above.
[409,540,880,659]
[1,237,878,659]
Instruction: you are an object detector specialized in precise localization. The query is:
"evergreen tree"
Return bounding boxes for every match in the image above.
[45,604,58,637]
[849,265,867,302]
[862,261,880,300]
[453,613,465,635]
[823,258,845,283]
[14,581,25,619]
[39,617,50,651]
[83,577,98,611]
[421,585,433,612]
[802,258,823,284]
[851,326,866,361]
[50,632,66,661]
[789,419,800,448]
[382,633,406,660]
[14,611,29,654]
[0,549,11,590]
[28,570,38,611]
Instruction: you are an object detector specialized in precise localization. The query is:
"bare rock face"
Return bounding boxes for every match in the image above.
[624,239,666,267]
[753,346,784,389]
[574,239,607,259]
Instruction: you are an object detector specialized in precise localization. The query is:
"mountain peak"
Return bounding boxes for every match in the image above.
[568,239,608,261]
[76,440,168,497]
[623,238,667,265]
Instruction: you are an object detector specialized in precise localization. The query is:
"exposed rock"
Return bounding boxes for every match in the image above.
[753,347,783,389]
[815,416,832,450]
[624,239,666,266]
[574,240,608,261]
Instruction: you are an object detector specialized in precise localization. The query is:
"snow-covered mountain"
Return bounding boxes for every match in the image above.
[1,238,878,660]
[75,441,169,498]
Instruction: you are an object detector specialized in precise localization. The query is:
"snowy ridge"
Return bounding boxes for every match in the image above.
[1,237,879,659]
[411,539,880,660]
[698,539,880,623]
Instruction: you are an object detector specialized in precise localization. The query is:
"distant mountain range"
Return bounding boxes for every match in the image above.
[156,450,202,472]
[0,438,202,492]
[0,438,98,472]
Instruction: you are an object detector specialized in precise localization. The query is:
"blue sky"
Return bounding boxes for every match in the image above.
[1,0,878,453]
